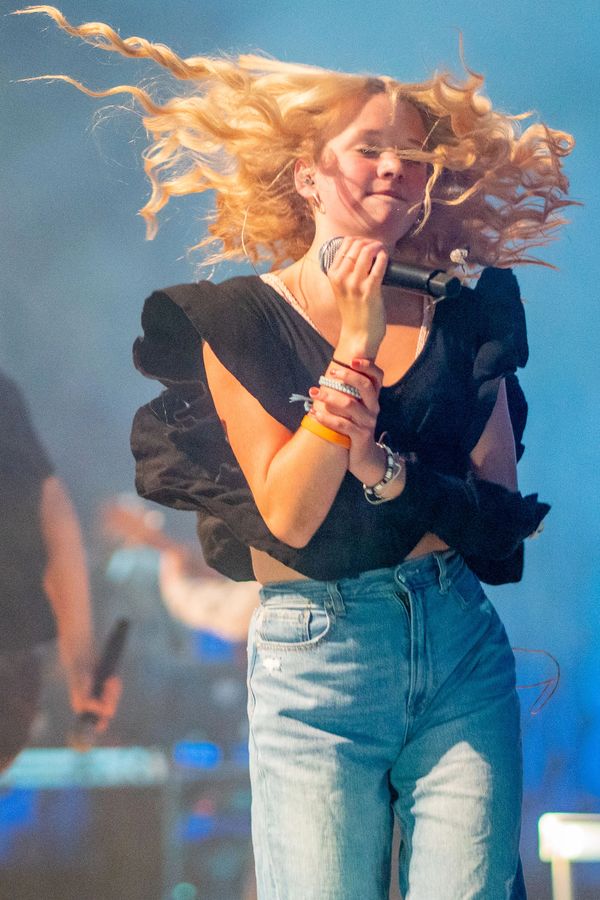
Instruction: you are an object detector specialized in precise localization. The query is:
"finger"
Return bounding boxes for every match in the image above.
[350,358,384,389]
[312,392,376,430]
[311,405,375,446]
[310,405,354,437]
[328,237,376,275]
[327,236,357,274]
[76,676,122,724]
[100,676,122,718]
[365,247,388,285]
[324,368,380,414]
[328,364,377,397]
[354,241,386,279]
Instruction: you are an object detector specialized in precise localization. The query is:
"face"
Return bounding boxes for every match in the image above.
[308,93,429,247]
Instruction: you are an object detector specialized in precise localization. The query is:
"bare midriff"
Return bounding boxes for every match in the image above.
[250,532,450,585]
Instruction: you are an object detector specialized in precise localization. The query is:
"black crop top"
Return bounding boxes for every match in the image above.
[131,267,547,583]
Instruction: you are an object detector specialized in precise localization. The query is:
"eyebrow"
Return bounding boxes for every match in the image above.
[354,129,423,147]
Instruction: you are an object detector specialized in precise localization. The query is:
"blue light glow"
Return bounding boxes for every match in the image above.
[172,742,222,770]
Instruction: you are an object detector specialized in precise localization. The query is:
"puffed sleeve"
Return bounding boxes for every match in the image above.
[130,280,306,581]
[134,280,301,430]
[388,269,546,582]
[463,267,529,456]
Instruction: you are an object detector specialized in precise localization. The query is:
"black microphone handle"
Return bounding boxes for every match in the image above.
[90,617,130,699]
[384,262,462,300]
[69,617,130,750]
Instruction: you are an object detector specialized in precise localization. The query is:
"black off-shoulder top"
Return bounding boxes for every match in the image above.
[131,267,546,584]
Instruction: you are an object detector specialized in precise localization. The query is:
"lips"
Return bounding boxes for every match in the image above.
[370,191,405,202]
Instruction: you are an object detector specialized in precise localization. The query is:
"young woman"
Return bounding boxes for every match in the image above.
[21,7,575,897]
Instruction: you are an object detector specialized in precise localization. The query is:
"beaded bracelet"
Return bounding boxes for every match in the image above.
[363,442,405,504]
[318,375,362,399]
[300,414,351,449]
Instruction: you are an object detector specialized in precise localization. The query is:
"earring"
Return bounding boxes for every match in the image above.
[310,191,326,215]
[407,204,425,238]
[301,174,325,214]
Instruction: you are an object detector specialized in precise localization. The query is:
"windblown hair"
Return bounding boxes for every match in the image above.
[17,5,576,271]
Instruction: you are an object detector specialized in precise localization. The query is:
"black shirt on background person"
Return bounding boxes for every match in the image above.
[0,370,120,770]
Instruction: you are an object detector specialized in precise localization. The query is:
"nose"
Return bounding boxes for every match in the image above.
[377,151,404,179]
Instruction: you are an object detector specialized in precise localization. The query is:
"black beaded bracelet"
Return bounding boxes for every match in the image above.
[362,442,405,505]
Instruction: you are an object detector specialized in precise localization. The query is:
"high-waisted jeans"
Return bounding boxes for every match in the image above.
[247,551,526,899]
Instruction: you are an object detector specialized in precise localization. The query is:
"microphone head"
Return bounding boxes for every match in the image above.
[318,236,343,274]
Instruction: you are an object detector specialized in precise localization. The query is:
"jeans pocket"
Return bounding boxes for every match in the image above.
[256,604,330,648]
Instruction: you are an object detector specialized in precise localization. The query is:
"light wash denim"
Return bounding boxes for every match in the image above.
[247,551,526,900]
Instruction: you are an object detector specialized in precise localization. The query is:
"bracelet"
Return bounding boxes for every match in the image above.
[331,356,375,370]
[318,376,362,400]
[300,414,351,449]
[362,442,405,505]
[331,356,354,370]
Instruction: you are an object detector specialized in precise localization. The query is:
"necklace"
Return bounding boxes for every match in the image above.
[260,271,324,336]
[416,297,434,358]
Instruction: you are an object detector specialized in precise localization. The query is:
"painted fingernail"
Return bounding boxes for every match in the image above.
[308,387,319,398]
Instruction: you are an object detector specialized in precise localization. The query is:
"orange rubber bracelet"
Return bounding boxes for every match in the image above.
[300,414,351,449]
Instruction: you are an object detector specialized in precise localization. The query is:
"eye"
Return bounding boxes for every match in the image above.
[357,146,381,158]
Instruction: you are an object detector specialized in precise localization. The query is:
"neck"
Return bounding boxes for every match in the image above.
[292,239,424,310]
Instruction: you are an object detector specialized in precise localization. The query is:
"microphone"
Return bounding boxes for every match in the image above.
[318,237,462,300]
[69,617,130,751]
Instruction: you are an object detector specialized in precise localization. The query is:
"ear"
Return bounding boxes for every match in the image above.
[294,159,315,199]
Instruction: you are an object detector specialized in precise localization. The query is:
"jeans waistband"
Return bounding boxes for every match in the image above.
[260,550,462,603]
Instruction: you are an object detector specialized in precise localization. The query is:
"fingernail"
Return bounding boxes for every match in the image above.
[329,366,339,376]
[308,387,319,398]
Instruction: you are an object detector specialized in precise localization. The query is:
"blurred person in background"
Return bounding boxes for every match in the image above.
[0,369,120,771]
[101,497,260,643]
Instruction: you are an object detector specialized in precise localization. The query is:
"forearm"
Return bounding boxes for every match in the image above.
[159,550,260,640]
[401,460,549,559]
[40,477,94,672]
[40,479,121,730]
[203,341,350,548]
[260,425,348,547]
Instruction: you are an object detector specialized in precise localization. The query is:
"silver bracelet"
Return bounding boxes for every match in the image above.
[318,376,361,400]
[363,442,405,505]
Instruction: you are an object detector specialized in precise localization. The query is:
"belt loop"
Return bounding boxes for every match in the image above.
[326,582,346,617]
[435,552,451,594]
[394,565,408,591]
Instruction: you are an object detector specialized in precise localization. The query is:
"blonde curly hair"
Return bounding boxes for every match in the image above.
[17,5,576,271]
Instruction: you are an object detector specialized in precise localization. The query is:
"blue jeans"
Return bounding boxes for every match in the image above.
[247,551,525,899]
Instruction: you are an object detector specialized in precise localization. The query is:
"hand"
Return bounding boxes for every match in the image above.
[66,663,122,734]
[326,237,388,360]
[309,358,388,483]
